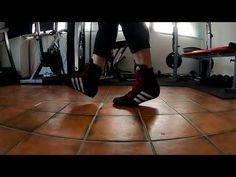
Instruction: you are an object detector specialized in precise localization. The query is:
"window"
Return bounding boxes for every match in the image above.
[85,22,92,31]
[57,22,67,30]
[31,22,67,33]
[152,22,204,38]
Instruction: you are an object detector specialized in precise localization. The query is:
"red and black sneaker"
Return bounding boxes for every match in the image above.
[113,65,160,107]
[70,60,102,98]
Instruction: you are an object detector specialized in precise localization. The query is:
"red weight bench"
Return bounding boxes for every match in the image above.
[181,42,236,93]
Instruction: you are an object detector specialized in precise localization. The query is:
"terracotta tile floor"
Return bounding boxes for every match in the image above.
[1,85,236,155]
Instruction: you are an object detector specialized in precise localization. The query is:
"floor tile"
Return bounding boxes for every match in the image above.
[35,113,92,139]
[153,137,220,155]
[8,134,81,155]
[32,101,69,112]
[87,115,146,141]
[0,107,26,124]
[139,101,178,115]
[183,112,235,134]
[0,127,29,154]
[210,131,236,155]
[98,103,138,116]
[215,110,236,125]
[60,102,100,115]
[0,97,41,109]
[166,101,208,114]
[80,141,153,155]
[143,115,201,140]
[199,100,236,112]
[4,111,54,131]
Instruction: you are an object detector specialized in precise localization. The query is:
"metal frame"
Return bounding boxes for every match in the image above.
[172,22,178,81]
[0,28,17,73]
[172,22,213,80]
[182,51,236,93]
[206,22,213,77]
[20,22,66,84]
[66,22,88,77]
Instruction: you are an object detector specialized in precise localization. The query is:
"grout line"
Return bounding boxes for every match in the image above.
[2,122,236,144]
[79,103,104,141]
[75,139,150,143]
[137,108,157,155]
[100,86,112,103]
[150,134,205,142]
[3,102,71,154]
[161,93,236,114]
[5,133,32,154]
[75,104,103,155]
[0,124,32,134]
[31,102,71,132]
[156,96,228,154]
[76,87,111,154]
[180,113,225,154]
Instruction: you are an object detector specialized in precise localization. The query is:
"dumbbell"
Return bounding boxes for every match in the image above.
[223,75,231,87]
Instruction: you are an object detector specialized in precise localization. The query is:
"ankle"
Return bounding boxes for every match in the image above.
[135,64,155,76]
[92,55,106,70]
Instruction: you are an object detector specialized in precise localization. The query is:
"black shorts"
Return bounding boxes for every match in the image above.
[93,22,150,59]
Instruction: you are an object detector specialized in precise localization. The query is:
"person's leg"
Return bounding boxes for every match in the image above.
[132,48,152,68]
[93,22,119,70]
[113,22,160,106]
[71,22,118,97]
[120,22,152,68]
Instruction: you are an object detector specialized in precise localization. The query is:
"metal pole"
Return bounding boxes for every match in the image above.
[225,55,236,93]
[206,22,213,77]
[3,29,17,73]
[74,22,81,72]
[173,22,178,81]
[89,22,92,60]
[232,56,236,89]
[35,22,44,54]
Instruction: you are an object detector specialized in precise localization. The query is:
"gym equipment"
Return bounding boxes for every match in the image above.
[199,59,214,80]
[190,70,197,77]
[184,47,214,81]
[66,22,131,82]
[168,22,215,81]
[171,22,179,81]
[183,47,201,53]
[223,75,232,88]
[202,74,233,88]
[67,22,86,78]
[20,22,67,84]
[165,22,188,80]
[103,40,130,81]
[166,52,182,69]
[182,42,236,93]
[0,27,20,85]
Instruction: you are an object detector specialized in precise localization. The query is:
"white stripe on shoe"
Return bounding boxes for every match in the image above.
[137,94,148,101]
[140,91,154,99]
[79,77,85,93]
[133,97,142,104]
[75,78,81,91]
[71,78,77,90]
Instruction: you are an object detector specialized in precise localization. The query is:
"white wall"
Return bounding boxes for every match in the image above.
[211,22,236,76]
[0,36,30,77]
